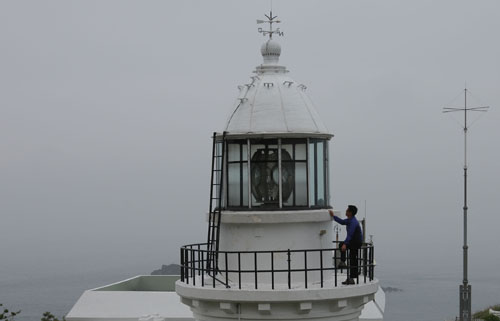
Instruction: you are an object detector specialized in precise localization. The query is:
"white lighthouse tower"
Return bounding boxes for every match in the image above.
[175,11,379,321]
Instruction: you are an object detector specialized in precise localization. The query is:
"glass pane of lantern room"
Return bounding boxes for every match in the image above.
[228,163,241,207]
[242,143,248,161]
[228,143,240,162]
[282,143,292,207]
[280,147,294,206]
[295,143,306,160]
[250,143,265,157]
[250,140,279,208]
[308,142,316,206]
[282,144,293,158]
[242,163,248,206]
[295,163,307,206]
[317,142,325,206]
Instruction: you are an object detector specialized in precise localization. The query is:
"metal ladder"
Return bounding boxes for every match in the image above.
[206,132,225,276]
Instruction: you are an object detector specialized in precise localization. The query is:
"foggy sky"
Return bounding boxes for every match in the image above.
[1,0,499,286]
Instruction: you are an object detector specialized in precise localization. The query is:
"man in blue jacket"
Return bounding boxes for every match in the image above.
[329,205,363,285]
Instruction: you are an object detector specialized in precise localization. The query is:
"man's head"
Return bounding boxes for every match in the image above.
[346,205,358,218]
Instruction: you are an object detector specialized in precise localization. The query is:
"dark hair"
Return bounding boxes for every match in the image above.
[348,205,358,216]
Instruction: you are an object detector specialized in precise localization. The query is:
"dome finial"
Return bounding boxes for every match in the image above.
[257,10,284,64]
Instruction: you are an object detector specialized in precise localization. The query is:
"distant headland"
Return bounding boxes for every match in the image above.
[150,264,181,275]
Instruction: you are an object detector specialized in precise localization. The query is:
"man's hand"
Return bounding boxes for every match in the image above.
[341,244,347,252]
[328,209,335,218]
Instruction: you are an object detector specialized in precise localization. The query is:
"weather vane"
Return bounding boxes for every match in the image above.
[257,10,284,39]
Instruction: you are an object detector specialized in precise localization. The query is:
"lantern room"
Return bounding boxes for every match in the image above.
[214,38,333,211]
[220,137,330,209]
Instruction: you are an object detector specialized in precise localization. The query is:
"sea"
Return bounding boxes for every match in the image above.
[0,265,499,321]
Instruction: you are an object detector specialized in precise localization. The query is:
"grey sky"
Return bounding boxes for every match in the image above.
[1,0,499,284]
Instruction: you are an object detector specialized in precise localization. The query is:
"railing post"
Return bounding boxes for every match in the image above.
[347,248,351,280]
[371,245,375,280]
[287,249,291,289]
[271,252,275,290]
[304,250,308,289]
[363,245,367,283]
[185,249,189,285]
[320,249,324,288]
[201,250,205,287]
[334,248,337,287]
[356,248,359,284]
[254,252,258,289]
[197,244,201,276]
[225,252,229,288]
[192,249,196,286]
[213,254,216,288]
[180,248,184,282]
[238,252,241,290]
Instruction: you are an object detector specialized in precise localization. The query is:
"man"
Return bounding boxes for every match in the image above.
[328,205,363,285]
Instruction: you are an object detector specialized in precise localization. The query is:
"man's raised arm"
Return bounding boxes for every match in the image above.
[328,209,347,225]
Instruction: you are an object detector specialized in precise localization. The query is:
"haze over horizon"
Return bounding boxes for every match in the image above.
[1,0,499,296]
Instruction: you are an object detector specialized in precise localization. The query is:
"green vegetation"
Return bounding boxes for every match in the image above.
[0,304,20,321]
[473,305,500,321]
[0,304,65,321]
[41,312,65,321]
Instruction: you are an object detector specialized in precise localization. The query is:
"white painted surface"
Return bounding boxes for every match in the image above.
[219,220,334,251]
[177,278,378,321]
[359,287,385,321]
[217,209,338,224]
[66,290,193,321]
[176,279,378,302]
[66,276,382,321]
[490,309,500,317]
[217,209,336,285]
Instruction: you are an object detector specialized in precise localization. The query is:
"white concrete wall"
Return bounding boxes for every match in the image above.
[218,210,335,284]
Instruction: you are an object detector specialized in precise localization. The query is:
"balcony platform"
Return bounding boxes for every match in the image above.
[180,272,375,291]
[66,275,383,321]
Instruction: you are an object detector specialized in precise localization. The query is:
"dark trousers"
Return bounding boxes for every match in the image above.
[339,242,359,279]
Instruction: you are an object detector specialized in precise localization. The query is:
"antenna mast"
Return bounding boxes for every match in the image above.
[443,88,489,321]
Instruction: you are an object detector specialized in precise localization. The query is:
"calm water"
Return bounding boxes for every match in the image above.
[1,266,499,321]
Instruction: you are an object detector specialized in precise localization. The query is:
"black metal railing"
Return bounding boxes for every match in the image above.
[179,241,375,290]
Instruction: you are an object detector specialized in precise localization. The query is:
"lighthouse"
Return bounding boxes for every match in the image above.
[175,11,379,321]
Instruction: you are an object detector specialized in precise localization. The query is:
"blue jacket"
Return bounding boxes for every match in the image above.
[333,216,363,248]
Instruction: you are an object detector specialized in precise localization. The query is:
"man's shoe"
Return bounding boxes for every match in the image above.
[337,261,347,269]
[342,278,355,285]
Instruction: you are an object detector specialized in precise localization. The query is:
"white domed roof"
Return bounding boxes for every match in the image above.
[224,40,332,138]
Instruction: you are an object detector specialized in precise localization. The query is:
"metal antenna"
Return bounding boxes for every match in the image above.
[363,200,367,244]
[334,225,340,243]
[443,87,489,321]
[256,9,284,39]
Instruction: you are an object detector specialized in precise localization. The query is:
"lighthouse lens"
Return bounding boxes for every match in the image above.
[250,148,294,206]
